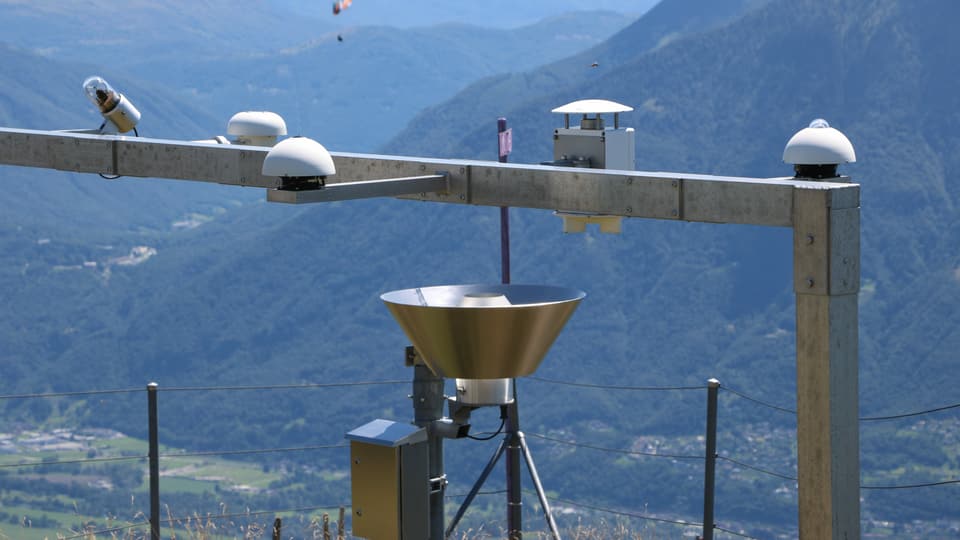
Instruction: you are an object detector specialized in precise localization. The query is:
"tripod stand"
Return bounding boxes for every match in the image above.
[445,398,561,540]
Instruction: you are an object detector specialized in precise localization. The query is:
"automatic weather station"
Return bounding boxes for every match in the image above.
[0,76,861,540]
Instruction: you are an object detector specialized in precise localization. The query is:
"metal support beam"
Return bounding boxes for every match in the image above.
[793,185,860,540]
[0,126,862,537]
[0,128,849,227]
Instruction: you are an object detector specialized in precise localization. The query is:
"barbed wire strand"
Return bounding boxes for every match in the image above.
[860,402,960,422]
[714,525,762,539]
[527,376,705,392]
[0,443,348,470]
[162,380,407,392]
[0,388,142,400]
[717,455,798,482]
[546,494,703,529]
[0,454,145,469]
[720,387,797,415]
[528,432,703,460]
[723,386,960,422]
[161,443,348,459]
[58,504,349,540]
[861,479,960,490]
[719,455,960,491]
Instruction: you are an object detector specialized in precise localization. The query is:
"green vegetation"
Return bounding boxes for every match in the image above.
[0,0,958,537]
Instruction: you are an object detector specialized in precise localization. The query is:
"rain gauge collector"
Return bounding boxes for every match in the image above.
[347,284,585,540]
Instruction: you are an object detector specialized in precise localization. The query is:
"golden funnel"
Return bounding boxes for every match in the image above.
[381,284,585,379]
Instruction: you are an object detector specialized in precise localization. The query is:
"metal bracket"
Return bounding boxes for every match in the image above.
[266,173,449,204]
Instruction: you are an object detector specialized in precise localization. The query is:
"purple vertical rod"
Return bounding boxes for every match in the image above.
[498,117,511,285]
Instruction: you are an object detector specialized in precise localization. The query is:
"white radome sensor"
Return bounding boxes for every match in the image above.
[227,111,287,146]
[783,118,856,179]
[82,76,141,134]
[262,136,336,190]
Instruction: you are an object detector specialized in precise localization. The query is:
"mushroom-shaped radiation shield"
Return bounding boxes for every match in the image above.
[381,284,585,379]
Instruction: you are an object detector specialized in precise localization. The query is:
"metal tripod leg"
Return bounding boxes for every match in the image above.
[519,433,561,540]
[445,437,508,539]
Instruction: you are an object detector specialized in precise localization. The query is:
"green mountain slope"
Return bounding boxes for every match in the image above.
[0,0,958,535]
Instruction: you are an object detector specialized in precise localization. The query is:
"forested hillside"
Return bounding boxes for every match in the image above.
[0,0,957,537]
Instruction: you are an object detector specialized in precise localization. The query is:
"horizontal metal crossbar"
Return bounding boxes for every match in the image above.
[0,127,858,227]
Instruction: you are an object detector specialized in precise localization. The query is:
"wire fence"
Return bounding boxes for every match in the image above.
[0,375,956,539]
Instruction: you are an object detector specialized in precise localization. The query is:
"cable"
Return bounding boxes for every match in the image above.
[721,387,796,415]
[527,376,705,391]
[545,493,702,528]
[0,454,145,469]
[161,380,407,392]
[860,402,960,422]
[527,432,703,460]
[0,388,142,400]
[466,418,505,441]
[160,443,348,459]
[445,489,508,499]
[717,455,797,481]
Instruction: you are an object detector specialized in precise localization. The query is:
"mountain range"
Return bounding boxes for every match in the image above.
[0,0,957,536]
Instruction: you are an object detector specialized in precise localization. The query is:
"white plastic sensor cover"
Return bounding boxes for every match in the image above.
[261,136,336,178]
[783,119,856,165]
[551,99,633,115]
[228,111,287,137]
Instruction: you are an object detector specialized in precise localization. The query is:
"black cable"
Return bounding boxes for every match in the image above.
[721,386,797,415]
[527,432,703,460]
[0,388,142,400]
[545,493,703,528]
[161,380,407,392]
[860,402,960,422]
[717,455,797,481]
[160,443,348,459]
[445,489,508,499]
[466,418,505,441]
[527,375,705,392]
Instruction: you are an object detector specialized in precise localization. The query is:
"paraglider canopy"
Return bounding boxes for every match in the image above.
[333,0,352,15]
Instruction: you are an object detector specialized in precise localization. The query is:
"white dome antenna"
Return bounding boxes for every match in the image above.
[783,118,856,179]
[261,136,335,190]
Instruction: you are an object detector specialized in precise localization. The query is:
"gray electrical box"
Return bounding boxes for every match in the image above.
[347,419,429,540]
[551,99,635,171]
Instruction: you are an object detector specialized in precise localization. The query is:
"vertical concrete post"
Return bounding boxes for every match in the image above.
[792,184,860,539]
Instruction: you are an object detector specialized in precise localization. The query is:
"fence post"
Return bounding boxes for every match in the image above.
[337,506,345,540]
[147,382,160,540]
[272,517,282,540]
[700,378,720,540]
